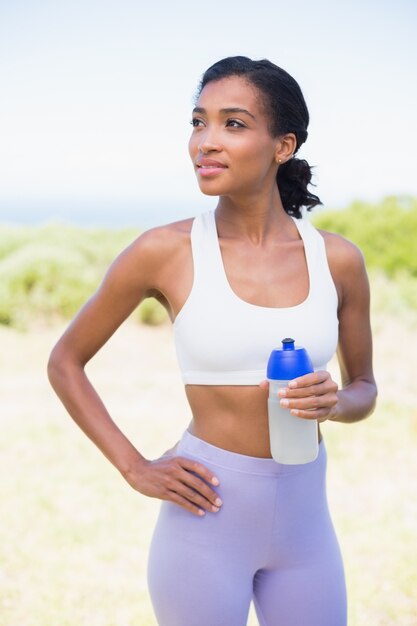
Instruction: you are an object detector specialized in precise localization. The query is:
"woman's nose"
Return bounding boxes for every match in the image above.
[198,128,221,154]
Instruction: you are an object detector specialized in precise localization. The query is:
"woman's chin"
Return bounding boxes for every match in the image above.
[196,180,233,197]
[199,188,221,197]
[196,182,223,196]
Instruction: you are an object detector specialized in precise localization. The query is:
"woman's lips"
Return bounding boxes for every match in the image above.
[196,159,227,177]
[197,166,226,177]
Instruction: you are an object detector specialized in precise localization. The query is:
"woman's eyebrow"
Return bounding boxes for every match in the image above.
[192,106,256,120]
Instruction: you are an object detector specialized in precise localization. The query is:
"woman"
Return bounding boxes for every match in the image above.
[48,56,377,626]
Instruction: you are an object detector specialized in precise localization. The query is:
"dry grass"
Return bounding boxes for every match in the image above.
[0,308,416,625]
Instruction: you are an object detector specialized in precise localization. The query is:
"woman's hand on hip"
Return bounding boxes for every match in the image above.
[124,455,223,517]
[260,371,339,422]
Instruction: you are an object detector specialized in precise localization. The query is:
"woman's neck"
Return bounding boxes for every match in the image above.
[214,189,293,244]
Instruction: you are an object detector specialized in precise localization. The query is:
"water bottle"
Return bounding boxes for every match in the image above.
[267,338,318,464]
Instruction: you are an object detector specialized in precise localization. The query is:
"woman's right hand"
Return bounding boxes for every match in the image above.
[125,455,223,517]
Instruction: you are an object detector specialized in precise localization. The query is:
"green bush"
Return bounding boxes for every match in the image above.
[0,224,34,261]
[313,196,417,278]
[0,242,100,327]
[312,197,417,320]
[0,224,139,329]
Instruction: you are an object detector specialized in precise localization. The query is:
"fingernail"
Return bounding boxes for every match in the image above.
[215,498,222,507]
[211,477,220,486]
[278,389,287,397]
[288,381,297,388]
[198,509,205,516]
[212,505,220,513]
[280,399,289,407]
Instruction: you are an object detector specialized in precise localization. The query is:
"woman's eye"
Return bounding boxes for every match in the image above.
[226,119,245,128]
[190,118,204,127]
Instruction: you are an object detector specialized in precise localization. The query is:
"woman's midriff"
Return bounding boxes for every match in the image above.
[185,385,322,458]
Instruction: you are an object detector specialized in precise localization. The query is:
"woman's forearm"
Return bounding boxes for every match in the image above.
[47,356,147,477]
[330,380,377,424]
[48,353,223,517]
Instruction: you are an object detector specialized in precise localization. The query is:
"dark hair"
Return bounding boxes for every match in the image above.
[197,56,322,218]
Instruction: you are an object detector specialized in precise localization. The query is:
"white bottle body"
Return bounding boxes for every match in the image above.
[268,379,319,464]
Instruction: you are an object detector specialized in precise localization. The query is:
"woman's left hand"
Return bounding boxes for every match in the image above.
[260,371,339,423]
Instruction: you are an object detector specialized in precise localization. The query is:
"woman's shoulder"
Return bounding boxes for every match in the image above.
[137,216,194,246]
[103,216,196,298]
[317,228,365,270]
[128,216,195,260]
[108,216,195,278]
[316,228,369,303]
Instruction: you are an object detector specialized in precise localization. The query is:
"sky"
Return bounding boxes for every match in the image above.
[0,0,416,226]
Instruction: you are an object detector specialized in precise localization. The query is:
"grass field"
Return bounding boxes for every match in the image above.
[1,301,416,625]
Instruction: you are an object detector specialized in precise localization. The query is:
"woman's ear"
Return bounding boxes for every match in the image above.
[275,133,297,164]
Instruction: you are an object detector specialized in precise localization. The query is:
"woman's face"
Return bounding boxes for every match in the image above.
[188,76,280,199]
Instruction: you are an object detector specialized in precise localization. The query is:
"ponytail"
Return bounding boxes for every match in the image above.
[277,158,322,219]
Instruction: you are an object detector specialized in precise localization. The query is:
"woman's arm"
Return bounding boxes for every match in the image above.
[48,226,222,516]
[273,233,377,423]
[329,237,377,422]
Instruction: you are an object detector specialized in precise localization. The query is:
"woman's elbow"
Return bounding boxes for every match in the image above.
[365,379,378,418]
[47,343,74,389]
[47,345,62,387]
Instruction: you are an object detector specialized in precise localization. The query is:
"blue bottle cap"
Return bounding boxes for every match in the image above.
[267,338,313,380]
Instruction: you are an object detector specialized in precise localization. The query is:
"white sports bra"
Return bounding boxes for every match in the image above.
[173,210,339,385]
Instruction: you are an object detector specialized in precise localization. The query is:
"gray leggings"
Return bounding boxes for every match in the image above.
[147,430,347,626]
